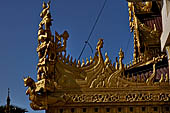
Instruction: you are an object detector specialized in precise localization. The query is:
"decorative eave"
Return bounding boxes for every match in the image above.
[24,1,169,111]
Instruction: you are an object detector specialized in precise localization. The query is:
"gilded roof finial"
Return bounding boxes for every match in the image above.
[119,48,124,70]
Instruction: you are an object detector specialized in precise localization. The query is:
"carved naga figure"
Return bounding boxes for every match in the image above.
[146,57,162,85]
[24,77,68,110]
[95,38,104,62]
[23,77,48,110]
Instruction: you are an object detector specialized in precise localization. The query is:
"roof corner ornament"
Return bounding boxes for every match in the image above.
[36,1,69,81]
[24,1,70,110]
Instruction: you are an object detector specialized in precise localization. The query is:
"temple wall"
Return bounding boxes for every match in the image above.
[46,105,170,113]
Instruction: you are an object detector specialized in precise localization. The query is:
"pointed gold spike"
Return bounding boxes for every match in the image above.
[90,56,93,63]
[66,55,70,63]
[129,61,132,66]
[63,53,66,63]
[68,56,73,65]
[70,56,73,62]
[86,58,89,65]
[132,60,135,65]
[112,62,115,68]
[73,59,77,66]
[63,52,66,59]
[93,55,97,62]
[77,60,81,68]
[133,59,136,65]
[70,56,73,63]
[81,59,85,67]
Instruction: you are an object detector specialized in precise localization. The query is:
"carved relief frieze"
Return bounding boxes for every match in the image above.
[68,92,170,103]
[70,93,120,103]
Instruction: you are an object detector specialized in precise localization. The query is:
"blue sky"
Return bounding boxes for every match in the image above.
[0,0,133,113]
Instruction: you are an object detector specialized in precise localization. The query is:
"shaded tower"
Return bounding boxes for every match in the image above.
[5,88,10,113]
[0,88,27,113]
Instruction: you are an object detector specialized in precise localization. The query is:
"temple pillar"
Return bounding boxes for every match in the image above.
[166,46,170,83]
